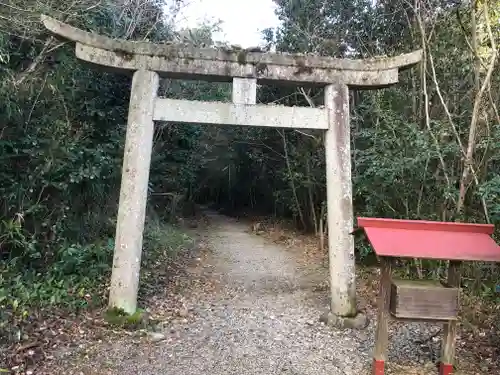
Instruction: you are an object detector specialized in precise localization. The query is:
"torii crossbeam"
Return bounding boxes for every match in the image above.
[41,14,422,325]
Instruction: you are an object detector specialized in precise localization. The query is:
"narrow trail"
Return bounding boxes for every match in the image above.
[173,211,371,374]
[46,211,446,375]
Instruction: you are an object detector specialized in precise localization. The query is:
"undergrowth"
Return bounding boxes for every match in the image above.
[0,218,193,343]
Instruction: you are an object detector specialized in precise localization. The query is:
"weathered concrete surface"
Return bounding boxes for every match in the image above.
[153,98,329,129]
[232,78,257,105]
[324,83,357,317]
[109,70,159,314]
[41,14,422,87]
[41,15,421,70]
[75,43,402,86]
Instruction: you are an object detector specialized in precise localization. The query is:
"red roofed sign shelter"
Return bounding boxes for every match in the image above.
[355,217,500,375]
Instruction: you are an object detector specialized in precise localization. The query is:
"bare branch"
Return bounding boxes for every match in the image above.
[457,0,498,217]
[414,1,454,199]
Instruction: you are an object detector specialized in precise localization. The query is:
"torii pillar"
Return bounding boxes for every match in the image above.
[41,15,422,322]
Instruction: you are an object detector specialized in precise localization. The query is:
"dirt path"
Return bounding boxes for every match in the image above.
[42,211,450,375]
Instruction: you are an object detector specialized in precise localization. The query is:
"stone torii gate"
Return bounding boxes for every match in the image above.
[41,15,422,323]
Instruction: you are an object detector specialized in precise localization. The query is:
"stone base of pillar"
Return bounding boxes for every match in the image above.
[319,309,369,330]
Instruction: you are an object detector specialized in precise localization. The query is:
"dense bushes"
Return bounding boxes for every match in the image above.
[0,1,204,328]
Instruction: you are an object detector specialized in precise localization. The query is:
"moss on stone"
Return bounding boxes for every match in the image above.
[104,307,150,330]
[113,48,134,61]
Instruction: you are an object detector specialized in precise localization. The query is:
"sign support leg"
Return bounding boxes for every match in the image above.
[440,261,461,375]
[373,257,392,375]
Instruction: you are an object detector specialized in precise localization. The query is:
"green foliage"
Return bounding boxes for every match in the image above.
[0,219,192,345]
[0,239,113,345]
[142,219,194,263]
[0,1,207,343]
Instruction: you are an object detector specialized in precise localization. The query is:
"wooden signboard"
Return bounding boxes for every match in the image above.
[356,217,500,375]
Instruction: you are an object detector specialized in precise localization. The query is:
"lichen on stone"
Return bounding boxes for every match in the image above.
[237,50,248,65]
[113,48,134,61]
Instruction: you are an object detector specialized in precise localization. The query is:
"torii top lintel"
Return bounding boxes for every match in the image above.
[41,15,422,87]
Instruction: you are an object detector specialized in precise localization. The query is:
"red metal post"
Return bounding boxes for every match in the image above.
[439,363,453,375]
[372,359,385,375]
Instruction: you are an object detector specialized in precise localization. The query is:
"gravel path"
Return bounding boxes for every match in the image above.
[47,211,448,375]
[175,211,370,375]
